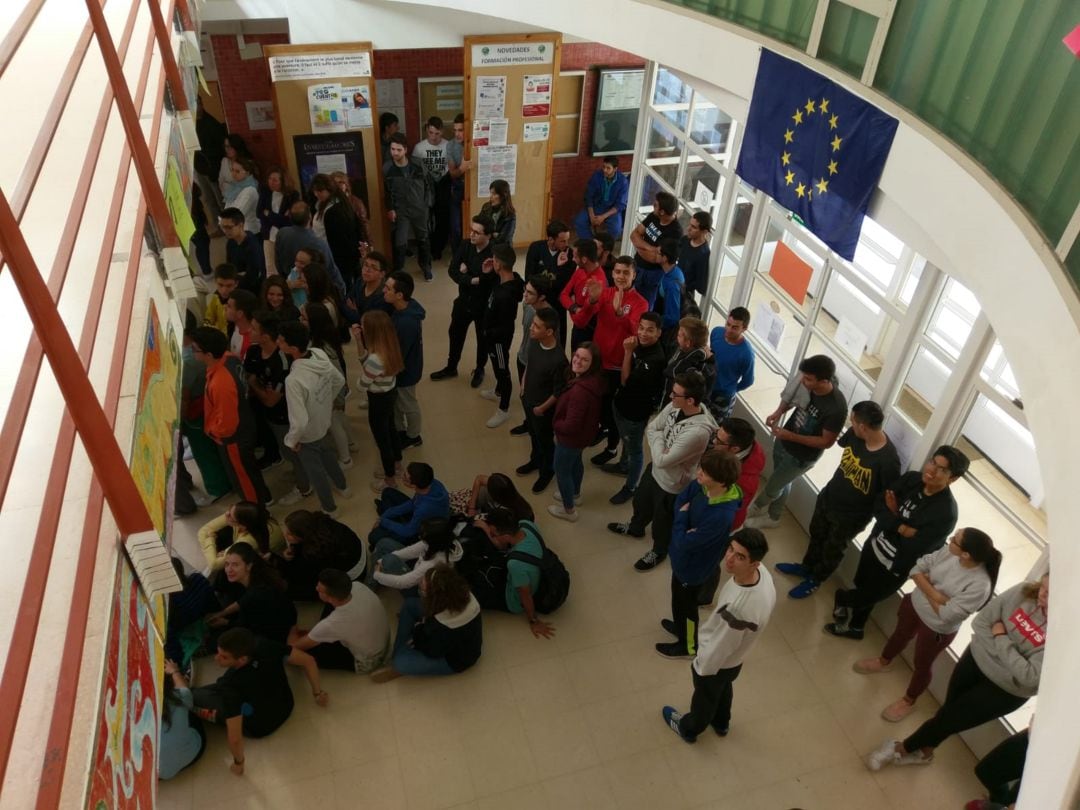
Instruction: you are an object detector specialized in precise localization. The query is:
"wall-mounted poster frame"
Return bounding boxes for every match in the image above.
[591,67,645,157]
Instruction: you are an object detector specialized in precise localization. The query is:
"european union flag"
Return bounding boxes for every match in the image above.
[736,50,898,260]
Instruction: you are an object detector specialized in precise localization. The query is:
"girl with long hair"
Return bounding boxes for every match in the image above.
[224,156,260,234]
[352,309,405,492]
[854,527,1002,721]
[206,543,297,643]
[549,342,605,522]
[310,172,361,285]
[481,179,517,245]
[370,564,483,682]
[302,300,353,467]
[371,516,464,591]
[261,274,300,321]
[196,500,284,572]
[280,509,367,599]
[218,133,254,203]
[301,261,346,326]
[461,472,535,522]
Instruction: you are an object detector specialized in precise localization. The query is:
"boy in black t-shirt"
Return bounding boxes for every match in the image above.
[605,312,667,504]
[746,355,848,529]
[244,311,290,471]
[774,401,901,598]
[629,191,682,308]
[516,308,568,494]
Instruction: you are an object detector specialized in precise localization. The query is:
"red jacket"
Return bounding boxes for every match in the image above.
[733,440,766,528]
[559,265,607,329]
[577,286,648,369]
[552,374,605,448]
[203,354,249,443]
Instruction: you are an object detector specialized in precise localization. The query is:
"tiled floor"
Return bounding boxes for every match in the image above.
[159,257,985,809]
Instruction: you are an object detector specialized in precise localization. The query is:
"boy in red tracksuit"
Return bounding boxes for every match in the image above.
[192,327,272,506]
[558,238,607,350]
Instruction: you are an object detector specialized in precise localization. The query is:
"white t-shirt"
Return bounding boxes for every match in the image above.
[308,585,390,669]
[413,139,449,181]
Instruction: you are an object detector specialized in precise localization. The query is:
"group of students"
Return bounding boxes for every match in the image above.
[171,150,1040,805]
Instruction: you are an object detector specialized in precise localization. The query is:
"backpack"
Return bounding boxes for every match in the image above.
[507,520,570,614]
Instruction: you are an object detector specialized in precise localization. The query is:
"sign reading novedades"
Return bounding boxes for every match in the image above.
[269,52,372,82]
[471,42,554,67]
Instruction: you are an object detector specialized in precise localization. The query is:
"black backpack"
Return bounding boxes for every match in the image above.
[507,521,570,614]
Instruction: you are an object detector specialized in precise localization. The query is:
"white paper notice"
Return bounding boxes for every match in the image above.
[523,121,550,142]
[269,52,371,82]
[477,145,517,196]
[472,119,490,147]
[340,84,373,129]
[308,83,344,132]
[521,73,552,117]
[471,42,554,67]
[375,78,404,107]
[834,317,868,360]
[487,118,509,146]
[752,302,785,352]
[315,153,348,176]
[245,100,276,131]
[694,180,714,210]
[475,76,506,119]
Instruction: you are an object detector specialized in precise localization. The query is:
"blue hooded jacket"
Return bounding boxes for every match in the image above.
[669,481,742,585]
[377,479,450,539]
[392,299,426,387]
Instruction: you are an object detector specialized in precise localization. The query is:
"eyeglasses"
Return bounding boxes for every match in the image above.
[670,391,687,399]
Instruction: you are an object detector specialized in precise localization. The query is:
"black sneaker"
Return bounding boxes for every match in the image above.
[655,642,693,660]
[423,270,433,281]
[258,456,284,470]
[590,448,617,465]
[400,434,423,449]
[599,461,628,476]
[711,724,730,737]
[609,487,634,505]
[515,461,538,476]
[634,550,666,571]
[588,430,608,447]
[469,368,485,388]
[823,622,864,640]
[606,521,644,538]
[430,366,458,381]
[510,422,529,436]
[660,618,678,636]
[531,472,553,493]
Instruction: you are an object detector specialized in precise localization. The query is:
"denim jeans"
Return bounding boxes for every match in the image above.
[613,405,646,491]
[391,598,455,677]
[296,434,347,512]
[753,440,815,520]
[553,443,584,510]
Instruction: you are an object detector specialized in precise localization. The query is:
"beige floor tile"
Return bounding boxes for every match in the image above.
[401,740,475,810]
[540,765,617,810]
[522,707,601,779]
[332,755,408,810]
[463,723,538,798]
[601,749,691,810]
[661,738,750,806]
[472,783,548,810]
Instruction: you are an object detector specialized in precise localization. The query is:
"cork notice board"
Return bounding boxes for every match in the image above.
[464,33,561,247]
[264,42,387,252]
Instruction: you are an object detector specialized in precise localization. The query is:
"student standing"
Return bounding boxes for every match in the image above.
[515,308,568,494]
[243,310,289,472]
[412,116,451,260]
[526,219,573,349]
[352,310,406,493]
[558,239,607,350]
[480,179,517,246]
[629,191,682,308]
[679,211,712,304]
[480,244,525,428]
[220,206,266,294]
[549,343,605,522]
[384,132,434,280]
[510,272,555,435]
[383,272,426,448]
[707,306,755,420]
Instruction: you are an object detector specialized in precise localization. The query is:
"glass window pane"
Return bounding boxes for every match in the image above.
[690,102,733,156]
[645,120,682,188]
[818,1,877,79]
[925,278,979,360]
[653,67,692,106]
[713,250,739,307]
[756,225,823,319]
[898,256,925,307]
[813,271,898,381]
[746,275,804,371]
[956,393,1044,515]
[658,107,689,132]
[726,192,754,255]
[681,160,721,213]
[894,345,952,430]
[637,172,664,216]
[980,340,1021,402]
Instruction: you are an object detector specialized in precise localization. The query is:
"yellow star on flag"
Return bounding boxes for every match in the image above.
[829,114,839,130]
[785,170,795,186]
[804,99,816,115]
[827,159,839,175]
[781,151,791,166]
[816,178,828,194]
[820,98,829,114]
[831,134,843,152]
[792,110,803,125]
[784,129,794,144]
[795,182,806,198]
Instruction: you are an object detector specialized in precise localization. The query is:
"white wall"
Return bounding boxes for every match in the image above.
[203,0,1080,805]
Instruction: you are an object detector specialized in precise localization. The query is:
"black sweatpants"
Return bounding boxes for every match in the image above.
[524,406,555,475]
[833,541,905,630]
[488,339,513,410]
[599,368,621,452]
[447,307,488,373]
[678,663,742,739]
[902,648,1029,753]
[802,498,870,583]
[367,389,401,477]
[670,575,703,655]
[975,728,1029,806]
[629,468,677,556]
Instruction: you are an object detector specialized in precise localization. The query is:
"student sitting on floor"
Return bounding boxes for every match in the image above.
[289,568,391,674]
[369,461,451,547]
[278,509,367,600]
[371,565,483,682]
[197,500,285,573]
[206,543,297,644]
[371,517,463,592]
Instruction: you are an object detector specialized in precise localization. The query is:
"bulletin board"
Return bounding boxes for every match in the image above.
[264,42,387,252]
[464,33,562,247]
[419,78,464,138]
[591,68,645,156]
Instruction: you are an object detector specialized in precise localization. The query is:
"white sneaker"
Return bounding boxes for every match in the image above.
[866,739,901,772]
[552,489,582,505]
[486,409,510,428]
[746,502,768,518]
[744,514,782,530]
[339,457,354,470]
[895,750,933,767]
[547,504,579,522]
[479,388,499,402]
[277,487,313,506]
[358,399,369,409]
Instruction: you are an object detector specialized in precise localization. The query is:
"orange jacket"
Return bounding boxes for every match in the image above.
[203,354,243,442]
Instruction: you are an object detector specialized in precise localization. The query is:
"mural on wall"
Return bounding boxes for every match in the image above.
[129,300,181,542]
[85,557,164,809]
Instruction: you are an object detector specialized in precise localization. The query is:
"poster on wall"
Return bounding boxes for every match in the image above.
[308,83,345,132]
[245,100,276,130]
[293,133,368,204]
[269,51,371,81]
[523,121,550,142]
[471,41,554,67]
[340,84,372,128]
[475,75,506,118]
[164,159,196,255]
[521,73,552,117]
[487,118,509,146]
[472,118,490,147]
[477,144,517,196]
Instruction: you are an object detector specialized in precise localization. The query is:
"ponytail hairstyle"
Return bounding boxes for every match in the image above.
[231,500,276,555]
[959,527,1001,605]
[419,517,456,562]
[485,473,534,522]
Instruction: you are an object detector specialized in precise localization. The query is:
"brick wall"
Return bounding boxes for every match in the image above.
[550,43,644,227]
[373,48,464,140]
[210,33,290,173]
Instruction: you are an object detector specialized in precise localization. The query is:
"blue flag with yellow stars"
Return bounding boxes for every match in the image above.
[736,50,898,260]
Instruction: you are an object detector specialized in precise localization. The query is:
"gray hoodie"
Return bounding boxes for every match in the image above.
[969,582,1046,698]
[646,403,718,494]
[283,347,345,447]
